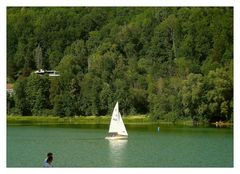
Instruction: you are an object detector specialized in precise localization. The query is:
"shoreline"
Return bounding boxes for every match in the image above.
[7,115,233,127]
[7,115,156,125]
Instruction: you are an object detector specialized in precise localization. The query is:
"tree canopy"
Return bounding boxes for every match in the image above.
[7,7,233,122]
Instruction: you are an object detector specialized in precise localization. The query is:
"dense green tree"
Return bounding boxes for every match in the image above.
[180,73,206,122]
[26,74,51,115]
[34,44,43,70]
[13,77,31,115]
[149,76,182,122]
[7,93,15,114]
[99,82,113,115]
[80,73,102,115]
[7,7,233,123]
[205,64,233,121]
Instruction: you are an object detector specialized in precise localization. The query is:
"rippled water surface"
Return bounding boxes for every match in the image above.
[7,124,233,167]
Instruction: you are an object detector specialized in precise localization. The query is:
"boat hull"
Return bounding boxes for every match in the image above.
[105,136,128,140]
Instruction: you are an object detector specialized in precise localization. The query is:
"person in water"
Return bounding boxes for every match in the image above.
[44,156,53,167]
[43,152,53,167]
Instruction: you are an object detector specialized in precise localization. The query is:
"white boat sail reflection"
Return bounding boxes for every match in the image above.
[108,139,128,166]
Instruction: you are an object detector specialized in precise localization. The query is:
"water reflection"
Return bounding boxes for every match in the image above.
[108,140,127,167]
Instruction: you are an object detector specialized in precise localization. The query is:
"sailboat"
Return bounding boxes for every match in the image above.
[105,102,128,140]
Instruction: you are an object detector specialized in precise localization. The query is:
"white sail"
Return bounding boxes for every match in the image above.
[118,112,128,136]
[108,102,128,136]
[108,102,120,133]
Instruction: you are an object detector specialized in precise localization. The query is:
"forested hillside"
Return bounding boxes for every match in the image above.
[7,7,233,123]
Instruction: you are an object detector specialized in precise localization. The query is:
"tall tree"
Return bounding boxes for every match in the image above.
[13,77,31,115]
[180,73,206,122]
[26,74,50,115]
[34,44,43,70]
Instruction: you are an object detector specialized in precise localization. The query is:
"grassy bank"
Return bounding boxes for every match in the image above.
[7,115,153,125]
[7,115,233,127]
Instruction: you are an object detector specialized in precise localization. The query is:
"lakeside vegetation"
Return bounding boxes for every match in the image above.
[7,7,233,124]
[7,115,152,126]
[7,115,233,127]
[6,115,192,128]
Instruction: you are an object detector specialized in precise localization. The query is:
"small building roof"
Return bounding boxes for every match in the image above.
[7,83,13,90]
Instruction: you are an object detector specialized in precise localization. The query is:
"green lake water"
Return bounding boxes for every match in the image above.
[7,124,233,167]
